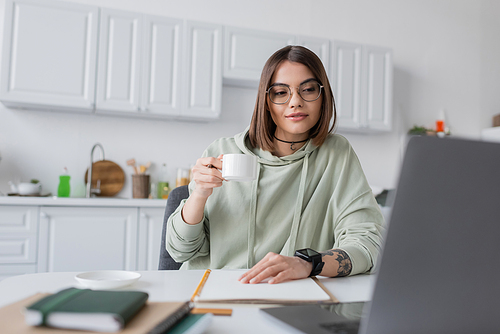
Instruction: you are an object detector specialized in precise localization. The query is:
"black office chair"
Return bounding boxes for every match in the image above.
[158,185,189,270]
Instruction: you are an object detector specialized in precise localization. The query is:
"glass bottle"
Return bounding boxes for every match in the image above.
[157,163,170,199]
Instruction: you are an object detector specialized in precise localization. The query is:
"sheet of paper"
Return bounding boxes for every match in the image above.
[197,270,331,302]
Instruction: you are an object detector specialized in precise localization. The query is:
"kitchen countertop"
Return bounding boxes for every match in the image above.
[0,196,168,207]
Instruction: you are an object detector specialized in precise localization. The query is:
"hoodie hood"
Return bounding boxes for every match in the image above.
[234,127,318,166]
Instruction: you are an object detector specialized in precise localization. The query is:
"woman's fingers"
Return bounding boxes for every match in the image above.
[201,156,223,170]
[191,157,225,196]
[241,259,287,284]
[240,255,282,283]
[194,171,223,185]
[239,253,312,284]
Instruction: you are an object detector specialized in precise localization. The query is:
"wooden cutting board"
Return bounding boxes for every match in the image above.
[84,160,125,197]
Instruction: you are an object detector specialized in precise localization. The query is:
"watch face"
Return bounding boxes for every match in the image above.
[305,249,320,257]
[297,248,320,257]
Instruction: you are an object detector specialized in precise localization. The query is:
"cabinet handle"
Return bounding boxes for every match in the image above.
[40,211,51,225]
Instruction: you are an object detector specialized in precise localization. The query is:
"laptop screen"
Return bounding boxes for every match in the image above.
[360,136,500,334]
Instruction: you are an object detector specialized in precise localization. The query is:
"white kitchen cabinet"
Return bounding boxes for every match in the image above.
[37,207,138,272]
[137,207,165,271]
[96,12,220,120]
[0,206,38,265]
[331,42,393,132]
[223,28,331,86]
[141,15,184,117]
[222,28,394,133]
[223,26,295,87]
[180,21,222,120]
[96,10,185,117]
[0,205,39,280]
[0,199,168,280]
[95,8,143,114]
[330,41,363,130]
[0,0,99,112]
[361,45,393,132]
[1,0,219,121]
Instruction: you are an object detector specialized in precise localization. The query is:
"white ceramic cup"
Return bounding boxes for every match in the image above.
[222,154,258,182]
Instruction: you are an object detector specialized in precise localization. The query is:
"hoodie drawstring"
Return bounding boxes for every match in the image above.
[286,153,309,255]
[247,162,261,268]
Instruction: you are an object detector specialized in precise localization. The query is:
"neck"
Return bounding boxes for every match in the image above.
[273,135,309,156]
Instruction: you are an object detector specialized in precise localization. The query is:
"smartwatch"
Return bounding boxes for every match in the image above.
[294,248,325,277]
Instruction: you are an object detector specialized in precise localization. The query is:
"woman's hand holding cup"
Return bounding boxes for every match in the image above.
[183,153,257,226]
[191,155,224,199]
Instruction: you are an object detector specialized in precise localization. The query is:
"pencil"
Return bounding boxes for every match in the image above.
[191,307,233,316]
[311,276,339,303]
[191,269,211,302]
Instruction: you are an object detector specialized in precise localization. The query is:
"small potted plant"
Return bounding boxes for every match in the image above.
[408,125,437,136]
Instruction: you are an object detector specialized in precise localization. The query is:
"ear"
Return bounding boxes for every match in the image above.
[264,96,270,112]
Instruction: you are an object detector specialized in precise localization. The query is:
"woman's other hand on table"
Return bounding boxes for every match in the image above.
[238,252,312,284]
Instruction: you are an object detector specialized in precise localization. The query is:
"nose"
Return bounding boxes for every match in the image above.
[288,87,303,108]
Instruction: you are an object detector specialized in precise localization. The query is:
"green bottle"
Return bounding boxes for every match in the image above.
[58,167,71,197]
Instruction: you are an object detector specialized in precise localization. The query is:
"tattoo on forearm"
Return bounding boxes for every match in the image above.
[321,250,335,257]
[320,249,352,277]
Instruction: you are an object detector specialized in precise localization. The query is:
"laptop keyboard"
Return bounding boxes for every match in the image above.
[319,320,360,334]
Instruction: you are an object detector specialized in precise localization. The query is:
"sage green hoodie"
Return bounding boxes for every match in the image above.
[166,128,384,276]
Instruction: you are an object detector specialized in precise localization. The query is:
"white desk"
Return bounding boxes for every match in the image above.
[0,270,375,333]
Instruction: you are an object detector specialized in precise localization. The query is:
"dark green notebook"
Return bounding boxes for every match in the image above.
[167,313,213,334]
[24,288,148,332]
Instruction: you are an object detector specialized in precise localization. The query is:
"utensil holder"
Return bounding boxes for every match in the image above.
[132,174,150,199]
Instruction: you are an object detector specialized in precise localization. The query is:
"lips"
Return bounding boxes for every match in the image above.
[286,112,308,121]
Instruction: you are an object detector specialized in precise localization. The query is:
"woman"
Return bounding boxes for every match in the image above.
[166,45,384,284]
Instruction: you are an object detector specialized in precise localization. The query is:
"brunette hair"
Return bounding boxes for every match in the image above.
[249,45,336,151]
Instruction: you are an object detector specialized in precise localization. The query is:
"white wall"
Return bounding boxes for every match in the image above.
[1,0,499,197]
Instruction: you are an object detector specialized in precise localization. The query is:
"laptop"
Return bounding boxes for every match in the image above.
[262,136,500,333]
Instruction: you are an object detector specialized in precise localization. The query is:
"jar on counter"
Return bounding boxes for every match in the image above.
[176,168,190,187]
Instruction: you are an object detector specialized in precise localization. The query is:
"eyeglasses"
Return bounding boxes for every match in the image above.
[266,80,323,105]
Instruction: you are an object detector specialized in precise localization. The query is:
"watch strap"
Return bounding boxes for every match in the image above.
[294,248,325,277]
[310,260,324,277]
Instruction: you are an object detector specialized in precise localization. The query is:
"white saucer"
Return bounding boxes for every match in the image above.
[75,270,141,290]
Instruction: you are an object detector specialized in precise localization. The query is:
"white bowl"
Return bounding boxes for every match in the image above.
[18,183,42,195]
[75,270,141,290]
